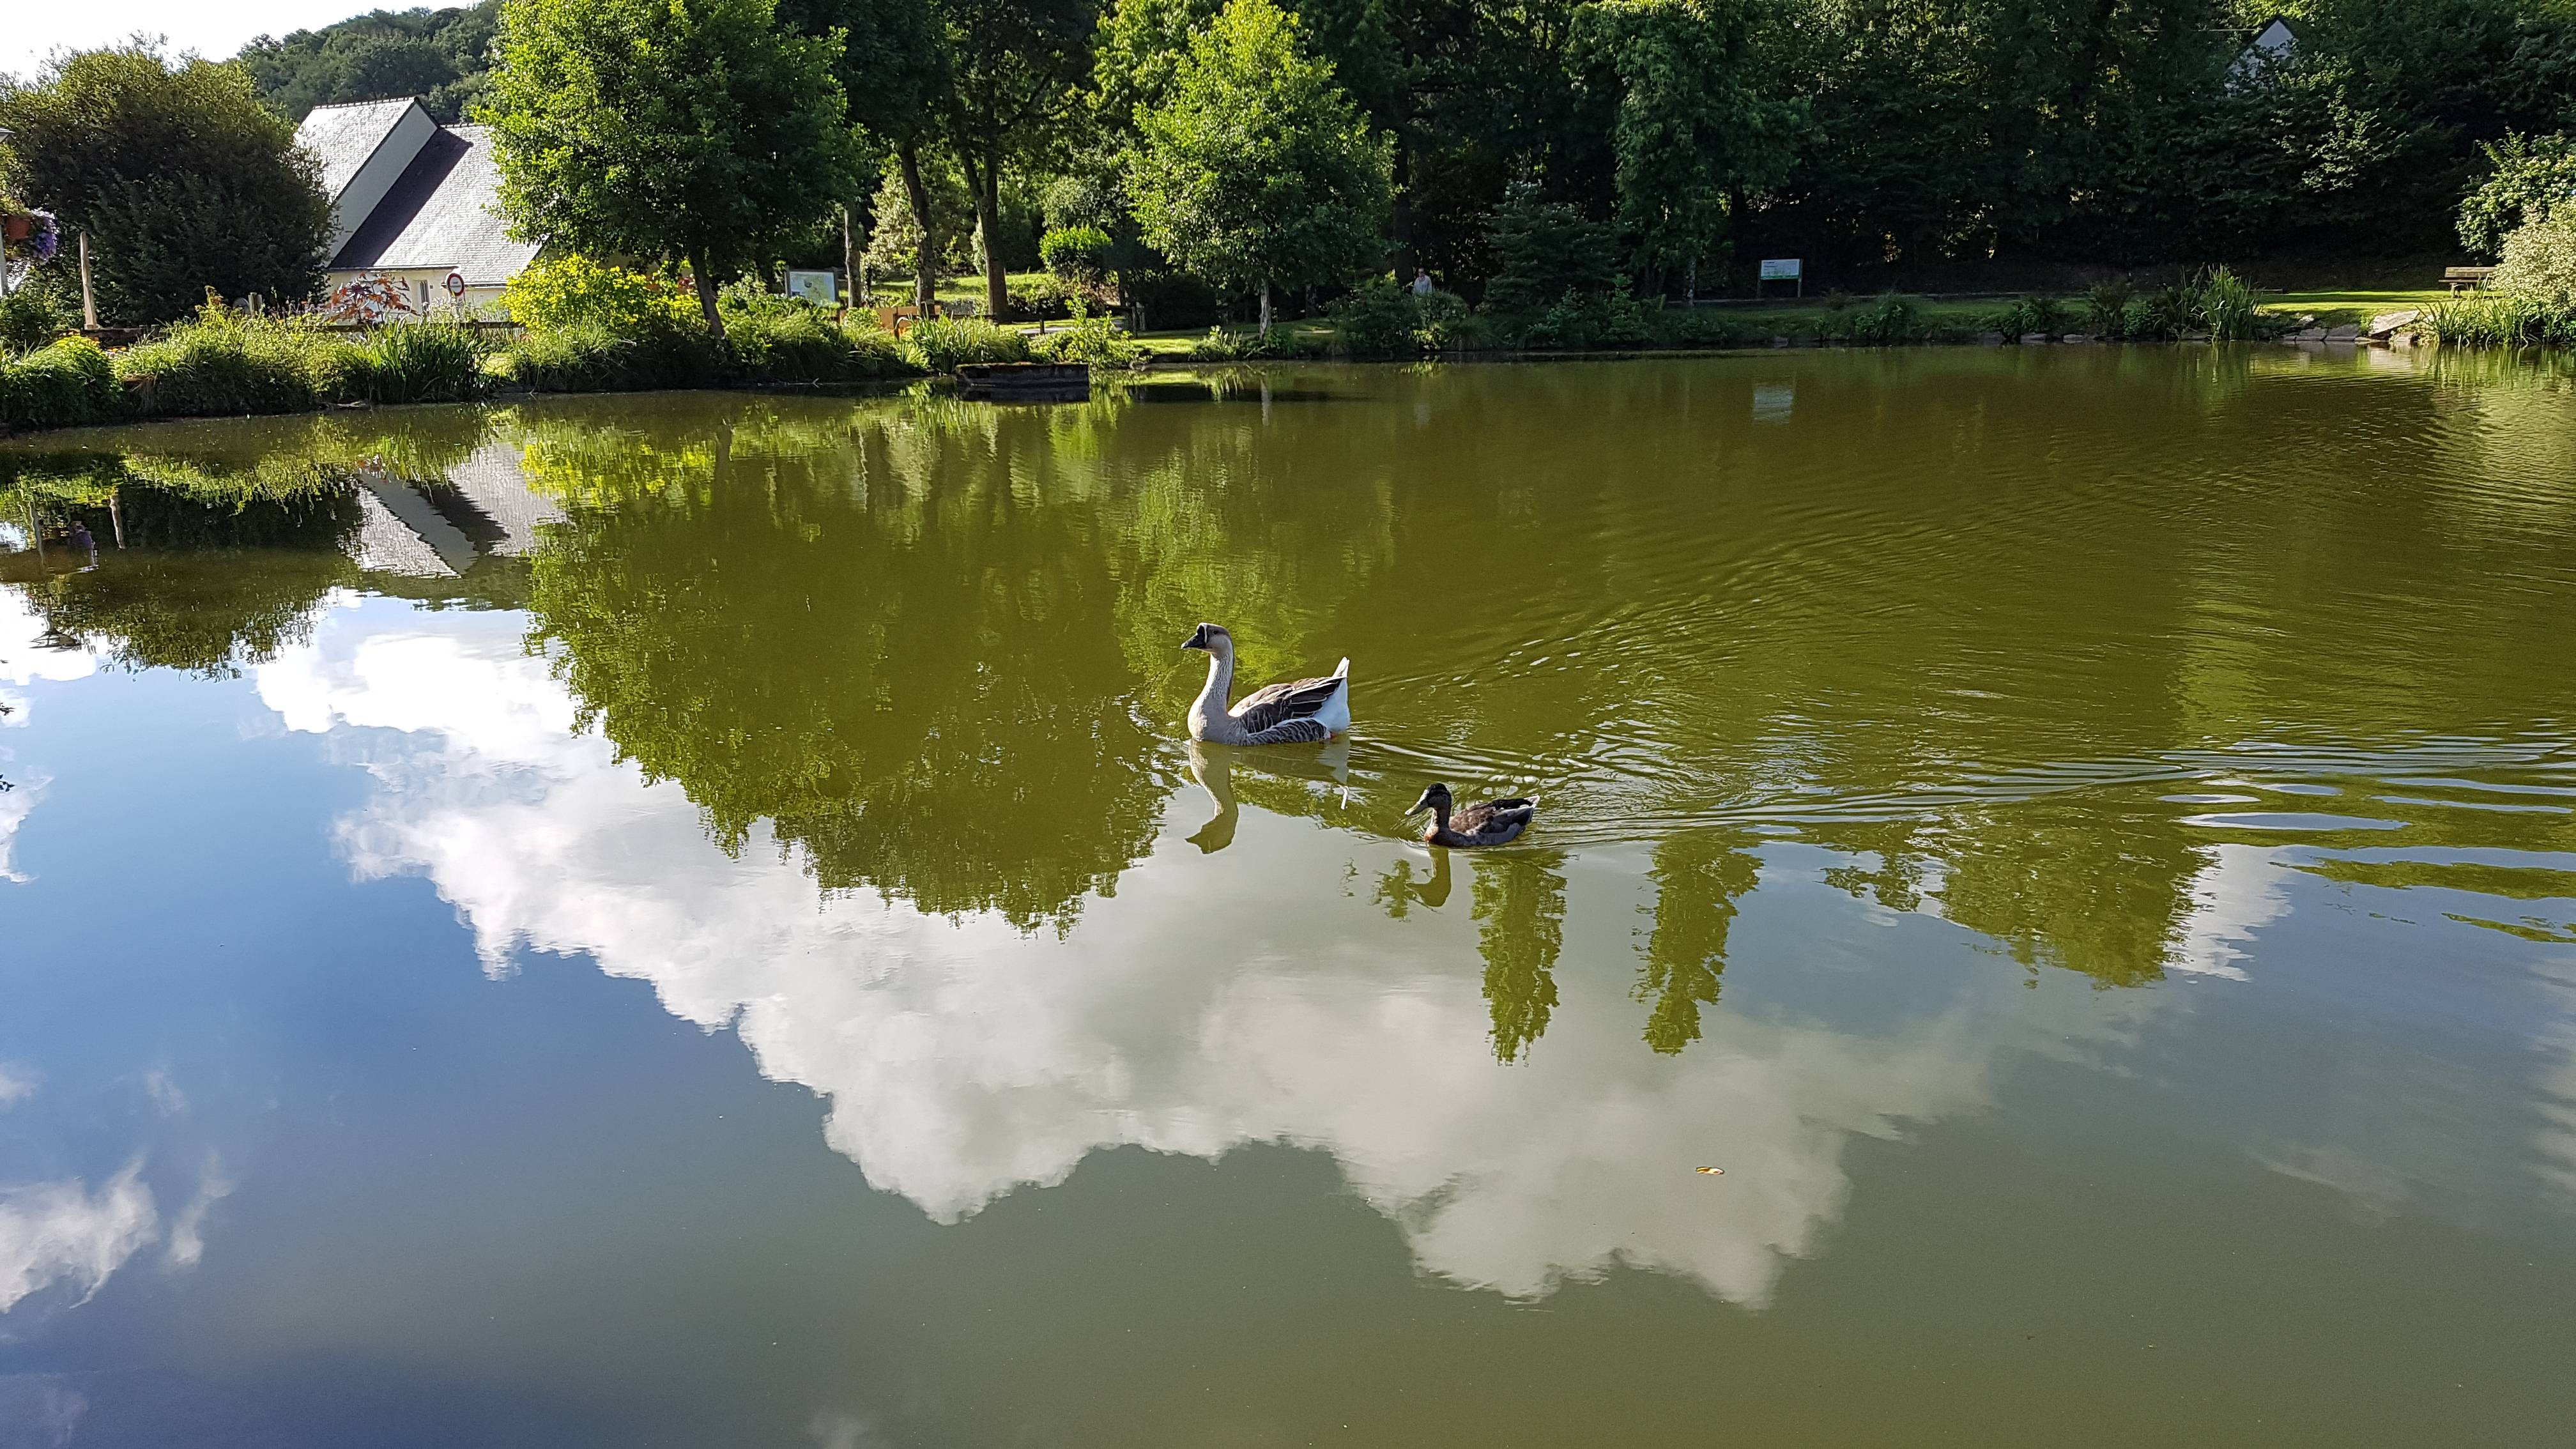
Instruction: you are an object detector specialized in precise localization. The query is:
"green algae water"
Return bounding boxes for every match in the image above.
[1,347,2572,1446]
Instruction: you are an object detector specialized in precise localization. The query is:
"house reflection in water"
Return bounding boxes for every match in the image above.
[351,443,564,578]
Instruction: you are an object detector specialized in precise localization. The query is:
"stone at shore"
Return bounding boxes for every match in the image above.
[2366,309,2420,339]
[2325,325,2360,342]
[1976,332,2006,346]
[2019,332,2053,344]
[2290,327,2329,341]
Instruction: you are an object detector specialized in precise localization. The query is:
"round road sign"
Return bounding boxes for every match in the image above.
[444,272,466,298]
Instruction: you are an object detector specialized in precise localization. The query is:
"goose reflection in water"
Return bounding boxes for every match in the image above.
[1184,735,1351,854]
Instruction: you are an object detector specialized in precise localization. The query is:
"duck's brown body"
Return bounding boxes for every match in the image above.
[1408,783,1538,848]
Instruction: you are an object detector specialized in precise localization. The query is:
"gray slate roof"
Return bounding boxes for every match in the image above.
[298,98,419,200]
[327,125,542,284]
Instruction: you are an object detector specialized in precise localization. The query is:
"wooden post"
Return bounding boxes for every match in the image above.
[841,204,855,310]
[78,231,98,328]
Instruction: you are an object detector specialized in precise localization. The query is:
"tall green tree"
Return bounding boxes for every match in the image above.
[777,0,952,305]
[481,0,862,338]
[240,3,502,122]
[0,47,333,324]
[1570,0,1803,292]
[1125,0,1392,330]
[930,0,1101,321]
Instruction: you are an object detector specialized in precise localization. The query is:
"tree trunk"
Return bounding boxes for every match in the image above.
[689,244,726,342]
[79,231,99,329]
[897,142,937,310]
[1259,281,1272,336]
[961,145,1008,323]
[841,204,856,310]
[1389,128,1413,280]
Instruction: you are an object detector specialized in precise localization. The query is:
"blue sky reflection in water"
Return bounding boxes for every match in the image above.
[0,348,2573,1446]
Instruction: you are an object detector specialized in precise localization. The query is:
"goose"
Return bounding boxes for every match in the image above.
[1181,622,1351,746]
[1406,783,1538,848]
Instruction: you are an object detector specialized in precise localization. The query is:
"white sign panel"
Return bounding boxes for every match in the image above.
[785,269,839,305]
[1759,258,1802,281]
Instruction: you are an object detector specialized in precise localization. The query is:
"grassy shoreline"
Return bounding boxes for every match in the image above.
[0,287,2531,441]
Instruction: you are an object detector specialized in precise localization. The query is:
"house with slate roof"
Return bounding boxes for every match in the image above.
[295,98,542,317]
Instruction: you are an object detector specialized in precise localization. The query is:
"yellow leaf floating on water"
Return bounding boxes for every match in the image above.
[1695,1166,1724,1175]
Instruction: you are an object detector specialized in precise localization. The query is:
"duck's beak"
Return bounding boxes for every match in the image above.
[1405,790,1438,817]
[1179,625,1208,651]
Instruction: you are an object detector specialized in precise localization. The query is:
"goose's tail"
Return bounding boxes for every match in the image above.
[1318,658,1354,736]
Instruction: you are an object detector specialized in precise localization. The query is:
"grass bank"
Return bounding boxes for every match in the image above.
[1,304,951,436]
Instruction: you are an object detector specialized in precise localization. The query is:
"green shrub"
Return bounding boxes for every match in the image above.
[116,307,351,416]
[0,271,81,355]
[901,316,1029,371]
[1,336,123,429]
[2489,211,2576,309]
[2419,291,2576,347]
[1652,308,1751,348]
[504,254,697,334]
[1832,292,1924,344]
[2087,280,2136,338]
[1039,224,1114,282]
[501,318,719,392]
[1188,325,1318,362]
[726,307,915,382]
[1008,273,1078,321]
[1415,289,1478,351]
[1331,279,1421,358]
[357,319,489,403]
[1521,282,1653,349]
[2128,286,2196,339]
[2196,266,2263,340]
[1989,296,2067,338]
[1029,314,1146,369]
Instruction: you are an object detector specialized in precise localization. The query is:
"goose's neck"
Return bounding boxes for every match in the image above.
[1191,646,1234,720]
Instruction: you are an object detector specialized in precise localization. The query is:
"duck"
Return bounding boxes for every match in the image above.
[1406,783,1538,848]
[1181,622,1351,746]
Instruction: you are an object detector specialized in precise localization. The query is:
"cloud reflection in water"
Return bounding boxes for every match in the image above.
[258,600,2158,1305]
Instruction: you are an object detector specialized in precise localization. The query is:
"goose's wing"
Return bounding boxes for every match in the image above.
[1230,672,1347,736]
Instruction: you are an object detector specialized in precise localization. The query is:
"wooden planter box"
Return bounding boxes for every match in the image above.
[955,362,1091,402]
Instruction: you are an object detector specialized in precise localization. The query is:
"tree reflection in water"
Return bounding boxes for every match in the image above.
[518,402,1168,933]
[10,349,2576,1064]
[1474,851,1567,1064]
[1637,831,1761,1054]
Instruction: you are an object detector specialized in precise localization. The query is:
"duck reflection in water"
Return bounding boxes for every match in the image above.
[1374,848,1453,913]
[1184,736,1351,854]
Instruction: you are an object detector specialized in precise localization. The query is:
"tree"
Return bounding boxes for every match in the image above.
[240,3,502,123]
[0,46,333,325]
[2460,132,2576,257]
[930,0,1101,321]
[776,0,951,306]
[480,0,862,339]
[1570,0,1803,293]
[1125,0,1392,332]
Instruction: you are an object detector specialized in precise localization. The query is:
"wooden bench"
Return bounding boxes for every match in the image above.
[874,303,923,335]
[2444,266,2496,293]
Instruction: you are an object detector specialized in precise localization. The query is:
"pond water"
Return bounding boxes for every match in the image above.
[1,348,2573,1446]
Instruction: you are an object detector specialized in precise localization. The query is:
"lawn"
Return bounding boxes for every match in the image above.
[2257,289,2450,326]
